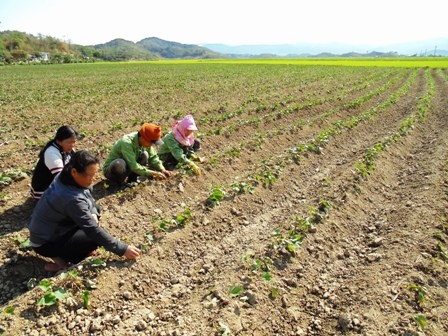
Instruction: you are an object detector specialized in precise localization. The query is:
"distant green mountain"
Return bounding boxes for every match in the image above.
[91,38,159,61]
[136,37,221,59]
[92,37,222,60]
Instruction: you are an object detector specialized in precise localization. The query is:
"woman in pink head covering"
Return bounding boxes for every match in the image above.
[158,115,203,175]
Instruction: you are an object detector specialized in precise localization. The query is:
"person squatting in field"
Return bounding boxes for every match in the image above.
[30,125,83,200]
[158,114,203,175]
[102,122,173,186]
[27,150,140,272]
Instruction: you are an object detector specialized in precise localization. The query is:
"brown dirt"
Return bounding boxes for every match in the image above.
[0,64,447,336]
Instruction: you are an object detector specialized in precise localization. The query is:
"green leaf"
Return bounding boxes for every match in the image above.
[145,231,154,241]
[229,285,243,298]
[37,279,52,291]
[90,257,106,267]
[270,287,280,299]
[52,287,68,300]
[262,272,272,281]
[286,242,296,253]
[413,314,427,330]
[82,290,90,308]
[4,306,14,314]
[37,292,57,306]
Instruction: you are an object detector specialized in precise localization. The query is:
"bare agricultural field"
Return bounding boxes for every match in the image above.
[1,60,448,336]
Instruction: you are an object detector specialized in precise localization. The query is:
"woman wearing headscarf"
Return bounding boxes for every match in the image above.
[30,125,82,199]
[158,115,203,175]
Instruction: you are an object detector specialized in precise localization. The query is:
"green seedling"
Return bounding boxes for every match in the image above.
[81,290,91,309]
[174,208,192,227]
[4,306,14,314]
[36,279,68,307]
[207,185,226,206]
[12,235,31,250]
[0,193,11,202]
[159,217,170,232]
[270,287,280,299]
[0,168,28,186]
[231,180,255,195]
[261,272,272,281]
[407,283,427,304]
[229,285,244,298]
[292,215,313,233]
[413,314,427,331]
[145,231,154,241]
[88,257,106,268]
[271,227,303,254]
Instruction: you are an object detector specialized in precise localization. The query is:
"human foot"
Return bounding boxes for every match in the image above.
[44,263,66,272]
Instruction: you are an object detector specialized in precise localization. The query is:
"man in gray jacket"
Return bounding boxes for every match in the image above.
[28,150,140,272]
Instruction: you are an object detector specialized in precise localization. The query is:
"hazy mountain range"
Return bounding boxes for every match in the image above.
[202,38,448,57]
[2,30,447,64]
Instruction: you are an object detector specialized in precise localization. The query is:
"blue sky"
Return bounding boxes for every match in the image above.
[0,0,446,47]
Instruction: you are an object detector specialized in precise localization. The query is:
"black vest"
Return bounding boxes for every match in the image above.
[31,142,72,193]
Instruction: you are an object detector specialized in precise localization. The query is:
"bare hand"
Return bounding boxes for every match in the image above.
[124,245,140,260]
[151,171,167,180]
[162,169,173,178]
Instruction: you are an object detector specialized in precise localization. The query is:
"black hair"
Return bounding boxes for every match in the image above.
[55,125,80,142]
[66,150,100,174]
[38,125,81,158]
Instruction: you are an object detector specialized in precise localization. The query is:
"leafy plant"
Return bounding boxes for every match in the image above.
[231,180,255,195]
[413,314,427,331]
[81,289,91,308]
[4,306,15,314]
[0,193,11,202]
[88,257,106,268]
[36,280,68,307]
[309,199,332,223]
[174,208,192,227]
[12,235,31,250]
[407,283,427,304]
[229,285,244,298]
[207,185,226,206]
[158,217,170,232]
[270,287,280,299]
[0,168,28,186]
[271,227,304,254]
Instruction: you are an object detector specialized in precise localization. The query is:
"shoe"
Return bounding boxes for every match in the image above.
[127,173,138,183]
[119,182,133,190]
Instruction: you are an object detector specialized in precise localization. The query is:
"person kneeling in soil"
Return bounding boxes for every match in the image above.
[103,122,172,186]
[27,150,140,272]
[158,115,203,175]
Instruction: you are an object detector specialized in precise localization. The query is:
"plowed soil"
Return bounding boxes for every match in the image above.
[1,63,447,336]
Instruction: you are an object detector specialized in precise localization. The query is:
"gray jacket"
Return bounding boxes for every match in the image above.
[28,171,128,256]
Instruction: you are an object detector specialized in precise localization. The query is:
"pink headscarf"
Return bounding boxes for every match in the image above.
[172,115,198,146]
